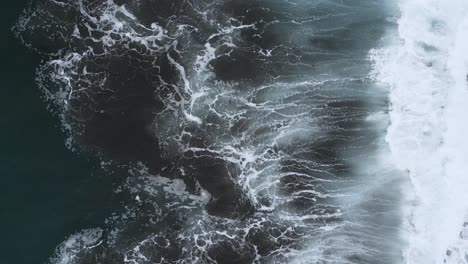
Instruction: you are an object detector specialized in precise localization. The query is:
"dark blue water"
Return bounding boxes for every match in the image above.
[0,2,113,263]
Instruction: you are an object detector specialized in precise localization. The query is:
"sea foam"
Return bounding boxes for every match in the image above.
[371,0,468,263]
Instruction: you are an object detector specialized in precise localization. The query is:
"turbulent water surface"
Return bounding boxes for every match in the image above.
[12,0,468,263]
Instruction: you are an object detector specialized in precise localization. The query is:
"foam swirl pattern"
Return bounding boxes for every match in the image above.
[15,0,406,263]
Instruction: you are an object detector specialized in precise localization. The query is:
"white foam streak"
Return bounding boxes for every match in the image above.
[50,229,103,264]
[372,0,468,262]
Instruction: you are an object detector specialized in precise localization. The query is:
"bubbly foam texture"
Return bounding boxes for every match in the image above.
[49,228,104,264]
[15,0,404,263]
[372,0,468,262]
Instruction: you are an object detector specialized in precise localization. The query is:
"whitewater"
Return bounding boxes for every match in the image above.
[372,0,468,263]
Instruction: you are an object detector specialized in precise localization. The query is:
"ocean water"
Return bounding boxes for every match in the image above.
[1,2,113,264]
[6,0,468,263]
